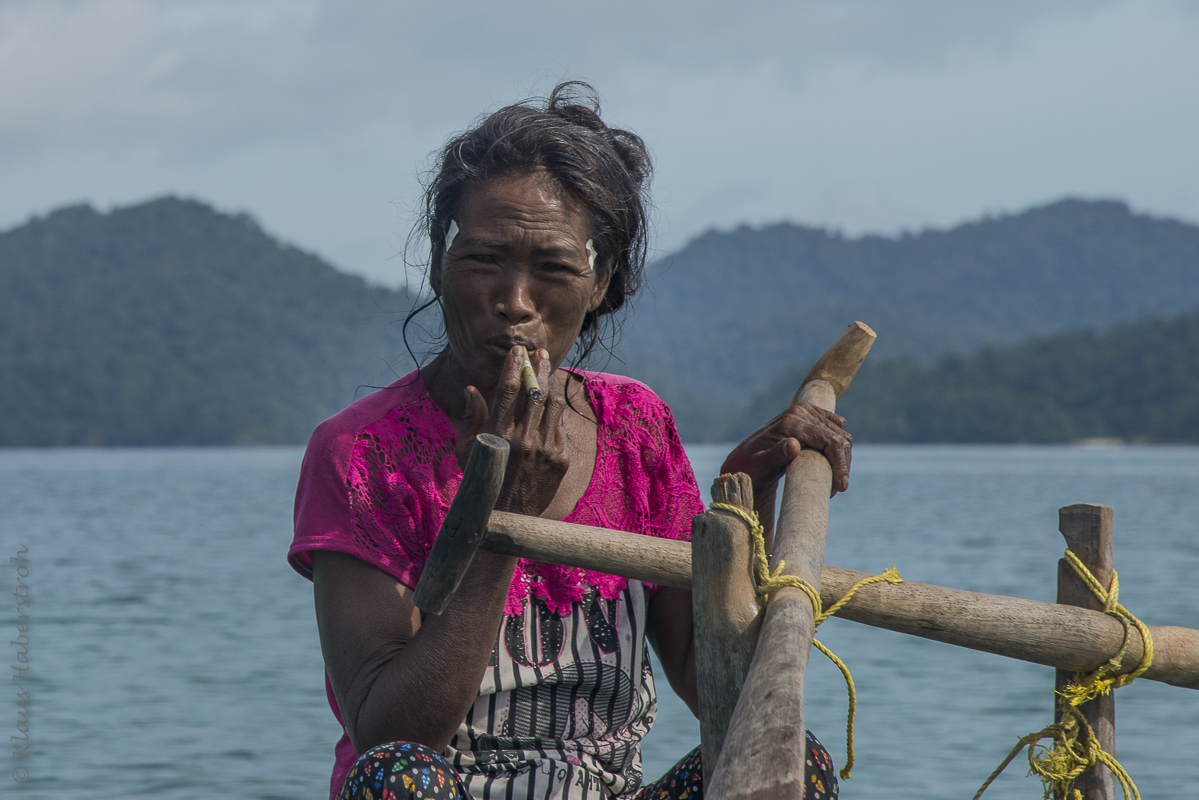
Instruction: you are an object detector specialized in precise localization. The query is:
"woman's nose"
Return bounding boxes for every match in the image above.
[494,273,536,323]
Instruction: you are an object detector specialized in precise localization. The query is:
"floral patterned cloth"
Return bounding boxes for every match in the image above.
[338,734,839,800]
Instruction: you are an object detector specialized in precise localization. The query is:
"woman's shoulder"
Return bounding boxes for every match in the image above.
[573,370,673,425]
[304,370,448,466]
[569,370,703,551]
[291,369,457,584]
[574,371,688,475]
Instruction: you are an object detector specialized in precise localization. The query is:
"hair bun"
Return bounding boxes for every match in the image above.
[556,103,607,133]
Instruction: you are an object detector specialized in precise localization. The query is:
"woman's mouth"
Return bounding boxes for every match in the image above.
[484,342,511,360]
[484,336,536,360]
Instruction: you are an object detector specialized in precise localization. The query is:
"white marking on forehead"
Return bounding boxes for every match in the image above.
[585,239,597,270]
[444,220,459,253]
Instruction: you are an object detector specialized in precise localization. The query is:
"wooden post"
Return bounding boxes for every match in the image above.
[412,434,509,614]
[1055,503,1116,800]
[707,322,875,800]
[693,473,762,785]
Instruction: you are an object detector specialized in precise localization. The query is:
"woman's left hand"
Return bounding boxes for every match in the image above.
[721,402,852,499]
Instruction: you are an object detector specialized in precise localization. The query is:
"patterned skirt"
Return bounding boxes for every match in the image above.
[338,731,838,800]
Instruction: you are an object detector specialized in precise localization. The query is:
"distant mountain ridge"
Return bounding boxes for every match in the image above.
[0,197,415,445]
[3,195,1198,445]
[619,199,1199,402]
[747,308,1199,443]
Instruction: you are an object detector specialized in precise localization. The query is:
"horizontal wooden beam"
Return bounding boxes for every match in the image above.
[480,513,1199,689]
[484,511,692,587]
[819,564,1199,690]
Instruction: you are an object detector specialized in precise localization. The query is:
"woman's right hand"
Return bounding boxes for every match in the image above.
[456,346,569,517]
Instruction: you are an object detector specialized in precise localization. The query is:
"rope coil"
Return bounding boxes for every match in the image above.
[973,550,1154,800]
[708,502,903,780]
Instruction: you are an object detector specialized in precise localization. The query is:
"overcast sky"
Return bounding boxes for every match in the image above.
[2,0,1197,286]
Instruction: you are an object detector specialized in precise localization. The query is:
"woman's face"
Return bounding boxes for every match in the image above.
[433,170,610,396]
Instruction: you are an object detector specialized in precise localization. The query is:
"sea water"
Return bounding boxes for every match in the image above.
[0,444,1196,799]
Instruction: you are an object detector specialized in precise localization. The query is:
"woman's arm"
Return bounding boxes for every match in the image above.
[313,548,516,753]
[645,586,698,717]
[315,349,569,754]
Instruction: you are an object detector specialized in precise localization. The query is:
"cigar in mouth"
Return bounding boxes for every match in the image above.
[517,346,543,401]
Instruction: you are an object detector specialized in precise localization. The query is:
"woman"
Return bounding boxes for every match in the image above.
[289,82,852,800]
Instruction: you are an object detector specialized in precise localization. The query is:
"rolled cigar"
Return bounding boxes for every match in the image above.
[517,346,543,401]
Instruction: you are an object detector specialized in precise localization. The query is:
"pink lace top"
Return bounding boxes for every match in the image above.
[289,369,704,615]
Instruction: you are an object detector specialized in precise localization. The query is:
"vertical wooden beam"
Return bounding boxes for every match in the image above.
[1056,503,1116,800]
[693,473,762,785]
[707,380,836,800]
[707,321,873,800]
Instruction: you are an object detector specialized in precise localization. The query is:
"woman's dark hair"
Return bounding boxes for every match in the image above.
[407,81,652,367]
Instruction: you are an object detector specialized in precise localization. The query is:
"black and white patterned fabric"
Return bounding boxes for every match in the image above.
[445,582,656,800]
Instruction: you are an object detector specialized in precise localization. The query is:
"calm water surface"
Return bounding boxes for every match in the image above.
[1,444,1196,798]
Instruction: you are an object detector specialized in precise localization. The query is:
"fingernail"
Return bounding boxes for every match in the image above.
[463,389,471,407]
[539,348,549,359]
[841,477,849,491]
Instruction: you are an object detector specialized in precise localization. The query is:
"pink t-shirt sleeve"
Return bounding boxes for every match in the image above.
[630,381,706,597]
[581,372,705,549]
[288,378,456,589]
[632,389,705,543]
[655,401,706,539]
[289,417,358,580]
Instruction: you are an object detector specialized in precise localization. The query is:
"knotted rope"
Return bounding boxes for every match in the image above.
[973,549,1154,800]
[708,502,903,780]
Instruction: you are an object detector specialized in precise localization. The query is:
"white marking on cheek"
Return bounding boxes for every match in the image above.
[585,239,597,270]
[445,220,459,253]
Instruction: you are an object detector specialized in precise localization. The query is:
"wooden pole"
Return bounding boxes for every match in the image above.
[1055,503,1116,799]
[469,512,1199,689]
[692,473,761,785]
[482,511,692,588]
[412,434,508,615]
[818,565,1199,690]
[707,322,876,800]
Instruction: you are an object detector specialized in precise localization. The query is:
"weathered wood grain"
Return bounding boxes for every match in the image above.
[708,322,874,800]
[482,511,693,589]
[704,407,834,798]
[818,566,1199,690]
[792,321,877,403]
[693,473,762,784]
[1055,503,1115,800]
[468,510,1199,690]
[412,434,509,615]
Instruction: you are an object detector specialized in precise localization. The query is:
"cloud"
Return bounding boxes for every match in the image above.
[1,0,1196,284]
[0,0,1122,146]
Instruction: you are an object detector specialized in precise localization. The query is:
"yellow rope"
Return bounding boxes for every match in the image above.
[708,502,903,781]
[973,550,1154,800]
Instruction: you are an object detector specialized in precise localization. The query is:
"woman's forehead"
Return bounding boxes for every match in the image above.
[457,172,590,245]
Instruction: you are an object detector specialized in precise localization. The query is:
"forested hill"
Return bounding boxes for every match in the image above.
[619,200,1199,419]
[745,308,1199,444]
[5,195,1198,445]
[0,197,414,445]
